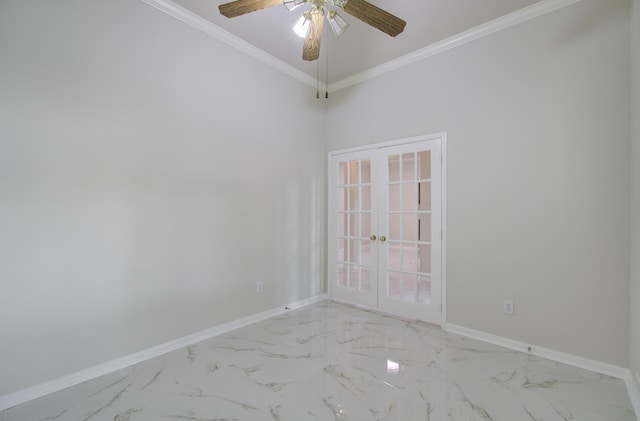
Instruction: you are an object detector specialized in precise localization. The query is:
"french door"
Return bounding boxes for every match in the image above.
[329,137,443,324]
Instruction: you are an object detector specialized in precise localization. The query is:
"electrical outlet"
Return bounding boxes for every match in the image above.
[256,282,263,293]
[503,300,514,315]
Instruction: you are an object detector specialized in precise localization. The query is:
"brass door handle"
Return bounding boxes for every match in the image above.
[370,235,377,241]
[379,236,387,242]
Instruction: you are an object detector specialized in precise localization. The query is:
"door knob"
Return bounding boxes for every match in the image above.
[370,235,377,241]
[380,236,387,242]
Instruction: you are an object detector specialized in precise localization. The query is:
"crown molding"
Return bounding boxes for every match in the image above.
[139,0,583,93]
[328,0,584,92]
[138,0,323,90]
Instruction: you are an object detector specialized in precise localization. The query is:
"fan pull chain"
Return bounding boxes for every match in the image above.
[316,55,320,99]
[325,39,329,99]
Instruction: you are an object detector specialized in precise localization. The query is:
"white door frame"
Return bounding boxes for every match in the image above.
[327,132,448,325]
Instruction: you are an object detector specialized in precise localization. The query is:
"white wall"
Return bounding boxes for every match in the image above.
[630,0,640,383]
[327,0,631,366]
[0,0,326,395]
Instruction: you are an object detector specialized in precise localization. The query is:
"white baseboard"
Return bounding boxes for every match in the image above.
[0,294,328,412]
[443,323,628,380]
[445,323,640,417]
[625,370,640,418]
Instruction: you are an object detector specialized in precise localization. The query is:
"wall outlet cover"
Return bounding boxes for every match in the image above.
[503,300,514,315]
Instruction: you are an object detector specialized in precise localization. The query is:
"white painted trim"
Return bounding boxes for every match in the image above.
[328,132,448,156]
[444,323,629,380]
[625,370,640,418]
[440,134,448,327]
[0,294,328,411]
[138,0,322,90]
[327,154,336,300]
[328,132,448,326]
[327,0,584,92]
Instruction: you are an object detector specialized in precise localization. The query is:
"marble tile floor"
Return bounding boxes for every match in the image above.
[2,301,635,420]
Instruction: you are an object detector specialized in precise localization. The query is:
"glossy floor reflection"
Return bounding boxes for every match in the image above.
[4,301,635,420]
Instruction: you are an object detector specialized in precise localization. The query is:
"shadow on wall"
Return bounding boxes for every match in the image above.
[274,167,326,303]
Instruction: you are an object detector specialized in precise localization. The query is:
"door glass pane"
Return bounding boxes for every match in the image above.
[349,240,360,264]
[403,183,418,211]
[349,267,360,289]
[417,151,431,180]
[388,244,401,270]
[349,160,360,184]
[361,242,371,266]
[417,243,431,274]
[337,238,346,262]
[361,159,371,183]
[418,213,431,242]
[418,274,431,304]
[388,184,401,211]
[402,153,415,181]
[403,213,418,242]
[388,214,401,241]
[338,264,347,286]
[361,186,371,211]
[361,213,371,238]
[388,155,400,182]
[401,244,416,271]
[349,187,359,211]
[418,182,431,211]
[349,214,360,238]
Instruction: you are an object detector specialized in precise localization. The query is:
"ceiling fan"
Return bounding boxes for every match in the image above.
[218,0,406,61]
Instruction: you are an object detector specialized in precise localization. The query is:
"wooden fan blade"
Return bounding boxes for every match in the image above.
[219,0,282,18]
[343,0,406,37]
[302,9,324,61]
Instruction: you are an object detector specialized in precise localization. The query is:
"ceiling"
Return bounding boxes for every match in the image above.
[170,0,543,83]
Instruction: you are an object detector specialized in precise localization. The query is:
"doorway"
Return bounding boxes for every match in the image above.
[328,134,445,325]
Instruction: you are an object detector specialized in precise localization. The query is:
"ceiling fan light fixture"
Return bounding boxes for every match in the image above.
[283,0,306,11]
[327,0,348,8]
[293,11,312,38]
[327,10,349,37]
